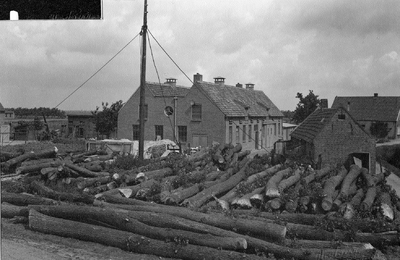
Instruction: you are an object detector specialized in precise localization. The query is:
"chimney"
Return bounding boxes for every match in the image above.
[193,73,203,83]
[245,83,254,90]
[214,76,225,86]
[347,101,350,111]
[374,93,378,97]
[236,83,243,88]
[320,99,328,109]
[165,78,177,87]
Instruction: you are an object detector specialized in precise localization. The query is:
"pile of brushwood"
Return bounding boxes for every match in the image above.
[1,143,400,260]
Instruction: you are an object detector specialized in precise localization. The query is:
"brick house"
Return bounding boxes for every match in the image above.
[332,94,400,139]
[65,111,96,139]
[118,74,284,151]
[290,107,376,173]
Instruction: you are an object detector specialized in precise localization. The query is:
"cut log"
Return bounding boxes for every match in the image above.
[361,186,377,211]
[182,159,250,208]
[303,165,334,185]
[231,187,264,209]
[278,168,302,192]
[265,168,292,198]
[64,162,109,178]
[0,151,23,162]
[266,197,283,210]
[95,201,331,260]
[95,200,286,242]
[1,203,29,218]
[1,192,61,206]
[161,184,201,205]
[28,209,263,260]
[30,180,94,204]
[76,176,111,189]
[341,188,365,219]
[204,170,224,181]
[286,222,345,241]
[339,164,361,199]
[321,166,348,211]
[379,192,394,220]
[3,147,58,170]
[212,164,283,207]
[20,158,60,167]
[98,178,159,198]
[29,204,247,251]
[298,196,311,213]
[354,231,400,248]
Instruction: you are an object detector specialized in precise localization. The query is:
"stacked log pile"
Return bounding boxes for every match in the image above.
[1,143,400,260]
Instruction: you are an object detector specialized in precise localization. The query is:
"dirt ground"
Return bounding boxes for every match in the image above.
[1,219,178,260]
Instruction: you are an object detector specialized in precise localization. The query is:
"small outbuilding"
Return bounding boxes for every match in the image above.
[290,107,376,173]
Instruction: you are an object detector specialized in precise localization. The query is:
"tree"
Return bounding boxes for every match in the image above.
[370,122,390,139]
[92,100,124,139]
[292,90,320,124]
[32,116,44,140]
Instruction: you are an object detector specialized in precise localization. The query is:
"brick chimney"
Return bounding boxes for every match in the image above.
[245,83,254,90]
[214,76,225,86]
[236,83,243,88]
[320,99,328,109]
[165,78,177,87]
[193,73,203,83]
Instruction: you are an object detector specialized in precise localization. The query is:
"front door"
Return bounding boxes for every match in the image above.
[192,134,208,148]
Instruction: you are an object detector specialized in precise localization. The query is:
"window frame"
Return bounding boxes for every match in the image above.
[191,104,202,121]
[178,125,187,143]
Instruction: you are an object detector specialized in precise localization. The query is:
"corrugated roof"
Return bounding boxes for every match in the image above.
[196,82,283,118]
[146,82,189,97]
[290,108,338,143]
[332,96,400,122]
[65,110,93,116]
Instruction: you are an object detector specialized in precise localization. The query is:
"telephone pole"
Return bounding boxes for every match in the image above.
[138,0,148,160]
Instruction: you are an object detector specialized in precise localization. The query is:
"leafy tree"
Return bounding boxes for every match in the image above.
[92,100,124,138]
[292,90,320,124]
[370,122,390,139]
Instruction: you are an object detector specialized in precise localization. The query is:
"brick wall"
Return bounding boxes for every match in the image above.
[314,108,376,173]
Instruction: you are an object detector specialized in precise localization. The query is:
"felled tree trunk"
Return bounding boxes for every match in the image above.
[76,176,111,189]
[65,162,109,178]
[278,168,302,192]
[321,166,348,211]
[341,188,365,219]
[139,167,173,179]
[339,164,361,199]
[361,186,377,211]
[94,201,325,260]
[95,200,287,242]
[28,209,263,260]
[29,204,247,251]
[1,203,29,218]
[182,159,250,208]
[265,168,292,198]
[231,187,264,209]
[161,183,201,205]
[303,165,334,185]
[1,192,61,206]
[30,180,94,204]
[4,147,58,169]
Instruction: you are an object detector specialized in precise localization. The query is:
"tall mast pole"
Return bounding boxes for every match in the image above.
[138,0,148,160]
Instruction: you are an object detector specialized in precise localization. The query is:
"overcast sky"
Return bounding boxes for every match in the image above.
[1,0,399,111]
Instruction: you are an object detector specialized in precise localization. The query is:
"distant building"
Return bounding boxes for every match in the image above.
[332,94,400,139]
[282,123,297,141]
[118,74,284,151]
[65,110,96,139]
[290,107,376,173]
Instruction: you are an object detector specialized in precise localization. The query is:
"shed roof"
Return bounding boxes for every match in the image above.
[290,108,339,143]
[332,96,400,122]
[195,81,283,118]
[146,82,189,97]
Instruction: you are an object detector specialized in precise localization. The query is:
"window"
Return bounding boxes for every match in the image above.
[78,128,84,137]
[229,126,233,143]
[338,114,345,120]
[138,104,148,120]
[132,125,140,140]
[248,125,252,142]
[191,104,202,121]
[236,126,240,143]
[242,125,246,143]
[178,126,187,142]
[155,125,163,140]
